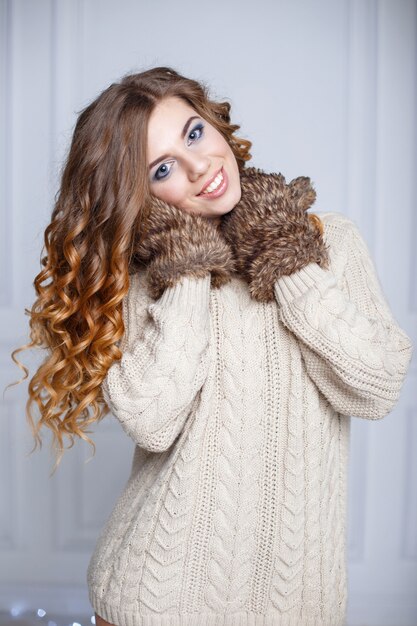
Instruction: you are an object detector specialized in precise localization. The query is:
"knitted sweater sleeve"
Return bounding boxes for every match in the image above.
[101,274,212,452]
[273,215,413,419]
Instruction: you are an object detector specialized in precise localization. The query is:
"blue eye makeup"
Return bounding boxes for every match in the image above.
[187,122,204,144]
[153,162,173,182]
[152,122,205,182]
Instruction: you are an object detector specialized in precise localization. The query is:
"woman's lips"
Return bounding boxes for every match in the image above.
[197,167,228,199]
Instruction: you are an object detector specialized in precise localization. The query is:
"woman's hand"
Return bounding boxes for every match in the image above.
[132,195,237,299]
[220,166,330,302]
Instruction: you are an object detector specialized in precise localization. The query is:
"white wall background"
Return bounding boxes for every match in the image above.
[0,1,416,625]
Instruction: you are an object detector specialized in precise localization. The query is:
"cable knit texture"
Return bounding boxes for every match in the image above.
[86,211,413,626]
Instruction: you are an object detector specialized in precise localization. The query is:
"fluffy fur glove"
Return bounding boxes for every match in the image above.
[132,194,237,300]
[220,166,331,303]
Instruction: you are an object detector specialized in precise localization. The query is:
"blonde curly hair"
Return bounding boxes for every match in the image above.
[5,66,253,475]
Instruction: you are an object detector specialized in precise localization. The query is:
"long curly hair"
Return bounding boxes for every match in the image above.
[5,66,253,475]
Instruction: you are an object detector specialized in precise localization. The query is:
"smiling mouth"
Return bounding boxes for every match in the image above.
[199,169,223,194]
[197,167,228,198]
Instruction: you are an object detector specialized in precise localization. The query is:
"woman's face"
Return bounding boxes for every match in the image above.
[147,96,241,222]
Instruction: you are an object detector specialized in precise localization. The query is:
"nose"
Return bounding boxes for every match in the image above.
[183,153,210,182]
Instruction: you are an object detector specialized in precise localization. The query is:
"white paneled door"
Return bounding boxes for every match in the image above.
[1,1,416,625]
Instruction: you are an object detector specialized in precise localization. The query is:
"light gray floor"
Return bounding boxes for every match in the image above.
[0,612,95,626]
[0,613,397,626]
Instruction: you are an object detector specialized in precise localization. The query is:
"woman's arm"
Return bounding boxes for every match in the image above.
[273,214,413,419]
[102,273,212,452]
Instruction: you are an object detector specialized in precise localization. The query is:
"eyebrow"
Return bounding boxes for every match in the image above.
[148,115,201,170]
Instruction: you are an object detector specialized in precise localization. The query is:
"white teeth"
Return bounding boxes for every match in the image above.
[202,170,223,194]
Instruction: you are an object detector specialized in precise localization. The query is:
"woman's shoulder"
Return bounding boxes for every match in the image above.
[315,209,354,231]
[313,210,363,277]
[314,210,360,250]
[127,266,149,294]
[126,267,153,311]
[118,268,153,350]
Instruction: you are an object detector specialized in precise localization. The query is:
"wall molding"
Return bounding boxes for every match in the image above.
[401,407,417,559]
[0,0,13,308]
[345,0,378,252]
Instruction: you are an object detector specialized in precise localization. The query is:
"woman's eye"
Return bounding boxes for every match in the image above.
[154,162,173,181]
[152,122,205,182]
[187,122,204,145]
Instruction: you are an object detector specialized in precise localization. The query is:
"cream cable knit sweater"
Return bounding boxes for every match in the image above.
[86,211,413,626]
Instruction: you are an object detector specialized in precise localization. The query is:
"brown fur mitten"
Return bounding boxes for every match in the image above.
[220,166,330,303]
[132,195,237,300]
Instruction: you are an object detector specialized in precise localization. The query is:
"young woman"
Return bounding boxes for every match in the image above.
[11,66,413,626]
